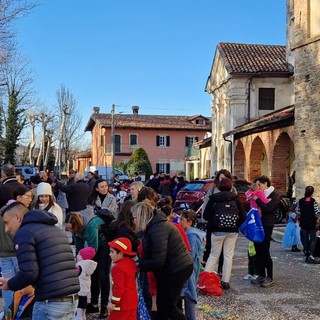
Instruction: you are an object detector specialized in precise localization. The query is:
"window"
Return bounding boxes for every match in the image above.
[156,135,170,147]
[185,136,198,147]
[196,119,204,125]
[130,134,137,145]
[259,88,275,110]
[156,163,170,174]
[100,135,105,147]
[115,134,121,153]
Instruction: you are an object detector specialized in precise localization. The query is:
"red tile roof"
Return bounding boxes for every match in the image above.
[85,113,211,131]
[218,43,292,74]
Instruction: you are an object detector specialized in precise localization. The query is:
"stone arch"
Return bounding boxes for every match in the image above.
[249,136,268,182]
[272,132,294,195]
[234,140,246,180]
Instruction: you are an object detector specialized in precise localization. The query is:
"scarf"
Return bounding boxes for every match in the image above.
[264,186,275,198]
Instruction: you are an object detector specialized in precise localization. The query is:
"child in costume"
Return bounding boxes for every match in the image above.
[107,237,138,320]
[282,204,301,252]
[75,247,98,320]
[180,209,205,320]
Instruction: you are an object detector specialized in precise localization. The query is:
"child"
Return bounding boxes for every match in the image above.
[75,247,97,320]
[35,182,63,229]
[282,204,301,252]
[180,209,205,320]
[107,237,138,320]
[245,182,270,209]
[243,242,259,280]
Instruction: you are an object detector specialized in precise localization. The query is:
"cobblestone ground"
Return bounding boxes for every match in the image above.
[1,232,320,319]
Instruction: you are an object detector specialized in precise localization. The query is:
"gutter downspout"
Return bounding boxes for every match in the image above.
[223,136,233,174]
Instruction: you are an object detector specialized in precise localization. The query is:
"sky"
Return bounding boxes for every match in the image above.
[15,0,287,130]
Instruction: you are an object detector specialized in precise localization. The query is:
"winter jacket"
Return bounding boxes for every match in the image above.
[76,259,97,296]
[297,197,319,230]
[38,202,63,229]
[0,177,21,208]
[159,179,172,196]
[110,222,140,253]
[74,215,105,254]
[182,227,205,302]
[203,191,246,232]
[139,210,193,276]
[8,209,80,301]
[0,215,15,257]
[95,193,118,217]
[255,191,280,227]
[57,180,91,212]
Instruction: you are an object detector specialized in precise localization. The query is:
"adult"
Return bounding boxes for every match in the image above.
[86,171,96,189]
[145,172,161,193]
[87,178,118,217]
[29,175,42,209]
[66,169,77,185]
[296,185,320,263]
[203,178,246,290]
[132,202,193,320]
[55,173,91,214]
[125,181,144,202]
[171,176,186,204]
[251,175,280,288]
[13,186,33,208]
[0,202,79,319]
[159,175,172,197]
[0,163,21,208]
[66,211,109,318]
[38,171,49,183]
[15,172,25,185]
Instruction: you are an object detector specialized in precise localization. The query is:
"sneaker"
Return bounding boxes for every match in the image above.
[260,277,274,288]
[251,276,266,285]
[0,310,4,320]
[291,247,301,252]
[243,274,257,280]
[99,305,108,318]
[306,256,320,264]
[86,303,99,314]
[221,281,230,290]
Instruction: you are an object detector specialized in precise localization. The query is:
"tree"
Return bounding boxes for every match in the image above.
[1,54,33,163]
[126,147,152,179]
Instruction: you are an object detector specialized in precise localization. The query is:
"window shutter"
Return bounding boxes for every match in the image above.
[185,137,189,147]
[166,163,170,174]
[156,136,160,146]
[166,136,170,146]
[156,164,160,173]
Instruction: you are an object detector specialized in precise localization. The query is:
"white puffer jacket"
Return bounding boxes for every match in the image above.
[76,259,98,296]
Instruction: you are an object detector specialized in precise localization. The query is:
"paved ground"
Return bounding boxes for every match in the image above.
[1,227,320,319]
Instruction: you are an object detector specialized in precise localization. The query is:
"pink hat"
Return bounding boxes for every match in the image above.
[108,237,136,256]
[79,247,96,260]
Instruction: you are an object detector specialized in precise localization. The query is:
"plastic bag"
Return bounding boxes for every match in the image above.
[197,271,223,296]
[239,208,265,242]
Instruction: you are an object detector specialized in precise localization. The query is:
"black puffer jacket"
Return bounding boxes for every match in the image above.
[203,191,246,232]
[255,191,280,227]
[139,210,193,275]
[8,210,80,301]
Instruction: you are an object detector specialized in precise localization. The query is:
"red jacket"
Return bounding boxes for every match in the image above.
[111,257,138,311]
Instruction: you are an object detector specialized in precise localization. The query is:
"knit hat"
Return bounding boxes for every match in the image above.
[108,237,137,256]
[79,247,96,260]
[37,182,53,196]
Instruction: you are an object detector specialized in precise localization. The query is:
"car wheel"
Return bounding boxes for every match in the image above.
[274,207,285,224]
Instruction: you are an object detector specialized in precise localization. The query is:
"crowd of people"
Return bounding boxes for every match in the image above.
[0,164,319,320]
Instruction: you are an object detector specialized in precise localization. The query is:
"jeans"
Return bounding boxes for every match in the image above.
[32,300,78,320]
[205,232,238,283]
[184,296,196,320]
[0,256,19,311]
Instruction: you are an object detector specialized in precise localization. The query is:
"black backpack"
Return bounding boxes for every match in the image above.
[212,199,240,232]
[95,208,116,241]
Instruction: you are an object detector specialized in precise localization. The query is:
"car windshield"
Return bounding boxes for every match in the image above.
[182,183,206,192]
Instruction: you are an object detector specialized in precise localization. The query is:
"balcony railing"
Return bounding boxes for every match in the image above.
[185,146,200,160]
[105,144,140,155]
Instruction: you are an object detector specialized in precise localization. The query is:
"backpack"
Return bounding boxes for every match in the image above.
[197,271,223,296]
[213,199,240,232]
[95,208,116,241]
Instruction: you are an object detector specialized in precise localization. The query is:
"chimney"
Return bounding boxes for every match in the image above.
[93,106,100,114]
[132,105,139,115]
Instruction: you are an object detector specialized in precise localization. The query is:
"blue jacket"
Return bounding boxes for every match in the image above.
[8,210,80,301]
[181,227,205,302]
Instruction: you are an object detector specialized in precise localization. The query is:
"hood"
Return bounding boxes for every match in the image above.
[209,191,238,203]
[162,179,171,185]
[186,227,206,243]
[21,209,58,227]
[147,209,167,229]
[77,259,97,276]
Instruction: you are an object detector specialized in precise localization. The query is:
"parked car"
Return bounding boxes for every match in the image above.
[84,166,129,183]
[15,166,38,182]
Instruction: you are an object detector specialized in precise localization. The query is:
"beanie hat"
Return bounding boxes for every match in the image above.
[108,237,137,256]
[79,247,96,260]
[37,182,53,196]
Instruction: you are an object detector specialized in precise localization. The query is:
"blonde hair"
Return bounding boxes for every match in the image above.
[131,202,154,232]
